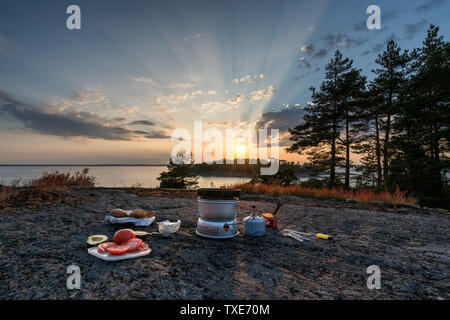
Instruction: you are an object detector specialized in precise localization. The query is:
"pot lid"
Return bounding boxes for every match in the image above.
[197,188,241,199]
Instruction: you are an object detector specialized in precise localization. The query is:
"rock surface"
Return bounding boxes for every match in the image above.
[0,188,448,300]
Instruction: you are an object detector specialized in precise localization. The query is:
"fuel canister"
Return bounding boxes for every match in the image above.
[262,213,277,229]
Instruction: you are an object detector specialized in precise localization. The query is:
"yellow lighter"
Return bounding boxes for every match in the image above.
[316,233,333,240]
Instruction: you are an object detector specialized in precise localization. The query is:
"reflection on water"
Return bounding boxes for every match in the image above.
[0,166,250,188]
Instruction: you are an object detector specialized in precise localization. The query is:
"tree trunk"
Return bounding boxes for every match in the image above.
[330,121,337,188]
[375,115,382,188]
[383,112,391,188]
[345,112,350,189]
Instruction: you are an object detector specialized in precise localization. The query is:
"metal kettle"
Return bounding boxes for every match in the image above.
[243,205,266,236]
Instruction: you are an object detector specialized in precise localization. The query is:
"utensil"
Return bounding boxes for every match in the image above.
[282,229,312,242]
[282,229,333,242]
[134,230,172,238]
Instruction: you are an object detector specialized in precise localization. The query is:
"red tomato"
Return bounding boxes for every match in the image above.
[107,245,129,255]
[113,229,135,244]
[122,238,143,252]
[138,243,149,251]
[98,242,116,253]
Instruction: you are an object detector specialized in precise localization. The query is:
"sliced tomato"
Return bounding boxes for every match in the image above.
[122,238,143,252]
[138,243,149,251]
[97,242,117,253]
[106,245,129,255]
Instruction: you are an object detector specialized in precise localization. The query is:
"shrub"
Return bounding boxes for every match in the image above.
[227,183,417,205]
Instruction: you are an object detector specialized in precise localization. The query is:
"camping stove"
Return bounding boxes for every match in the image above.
[196,188,241,239]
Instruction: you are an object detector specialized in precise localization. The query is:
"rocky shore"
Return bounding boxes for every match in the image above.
[0,188,448,299]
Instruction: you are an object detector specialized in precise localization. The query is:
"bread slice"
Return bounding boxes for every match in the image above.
[129,209,148,218]
[110,208,129,218]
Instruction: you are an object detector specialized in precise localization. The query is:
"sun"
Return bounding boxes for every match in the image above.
[235,144,247,156]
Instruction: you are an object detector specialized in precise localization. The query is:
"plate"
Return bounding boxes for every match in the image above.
[88,246,151,261]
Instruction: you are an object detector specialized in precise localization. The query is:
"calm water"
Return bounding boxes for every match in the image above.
[0,166,250,188]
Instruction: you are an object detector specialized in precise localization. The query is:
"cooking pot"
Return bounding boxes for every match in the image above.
[198,198,237,222]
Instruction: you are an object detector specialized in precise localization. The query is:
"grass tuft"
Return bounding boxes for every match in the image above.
[1,169,95,209]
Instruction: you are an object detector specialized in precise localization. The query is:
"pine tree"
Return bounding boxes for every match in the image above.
[157,151,199,189]
[353,84,384,189]
[337,68,367,189]
[288,50,352,188]
[372,40,410,188]
[390,25,450,206]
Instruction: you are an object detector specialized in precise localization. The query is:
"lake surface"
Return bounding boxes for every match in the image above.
[0,166,250,188]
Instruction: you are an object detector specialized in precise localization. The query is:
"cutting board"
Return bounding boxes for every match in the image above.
[88,247,152,261]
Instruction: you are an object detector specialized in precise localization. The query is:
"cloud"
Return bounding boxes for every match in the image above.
[372,43,385,53]
[321,33,368,48]
[1,103,135,140]
[132,77,165,89]
[403,19,427,39]
[250,85,276,102]
[371,34,399,53]
[415,0,447,12]
[129,120,155,126]
[184,33,206,41]
[298,57,311,68]
[300,43,315,54]
[313,49,327,59]
[232,74,264,84]
[132,78,195,90]
[72,88,107,105]
[144,130,171,139]
[172,83,194,89]
[227,93,244,105]
[0,90,169,141]
[255,107,305,146]
[153,91,199,105]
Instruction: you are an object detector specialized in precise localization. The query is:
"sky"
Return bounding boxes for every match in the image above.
[0,0,449,164]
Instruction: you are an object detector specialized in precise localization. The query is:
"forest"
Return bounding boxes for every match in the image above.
[288,25,449,207]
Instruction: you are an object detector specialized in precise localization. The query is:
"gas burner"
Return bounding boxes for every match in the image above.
[196,218,238,239]
[196,188,241,239]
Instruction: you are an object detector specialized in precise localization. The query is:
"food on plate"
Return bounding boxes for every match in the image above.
[146,210,155,218]
[122,238,143,252]
[106,245,129,255]
[87,234,108,246]
[113,228,135,244]
[129,209,148,218]
[110,208,129,218]
[98,242,117,253]
[96,238,148,255]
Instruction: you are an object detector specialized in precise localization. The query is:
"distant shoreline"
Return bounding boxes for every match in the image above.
[0,164,167,167]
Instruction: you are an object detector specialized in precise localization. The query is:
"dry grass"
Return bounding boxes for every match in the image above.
[227,183,417,205]
[27,169,95,188]
[1,169,95,209]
